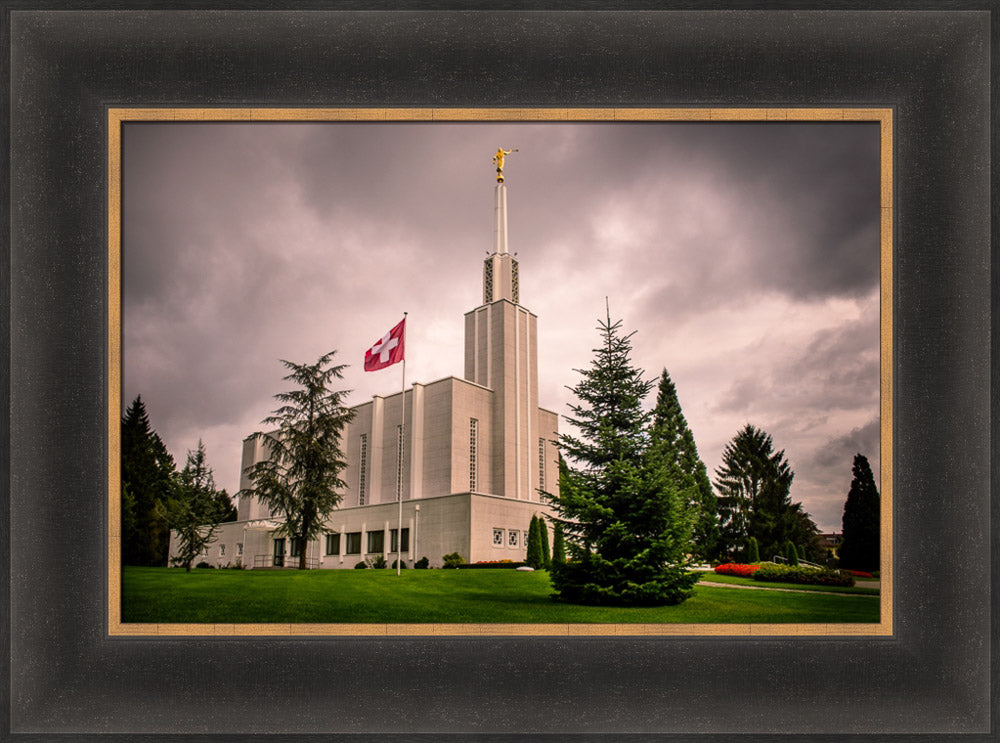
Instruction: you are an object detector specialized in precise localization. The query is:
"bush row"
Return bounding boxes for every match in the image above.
[456,561,528,570]
[752,563,855,587]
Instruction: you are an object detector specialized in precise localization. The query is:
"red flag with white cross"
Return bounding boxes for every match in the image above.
[364,318,406,371]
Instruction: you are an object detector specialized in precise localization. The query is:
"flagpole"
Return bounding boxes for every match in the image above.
[397,312,407,576]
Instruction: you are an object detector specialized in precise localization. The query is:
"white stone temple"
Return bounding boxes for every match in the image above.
[168,157,560,569]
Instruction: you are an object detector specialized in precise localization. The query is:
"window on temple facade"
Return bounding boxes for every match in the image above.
[469,418,479,492]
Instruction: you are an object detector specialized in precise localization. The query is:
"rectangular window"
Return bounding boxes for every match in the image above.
[396,425,404,500]
[219,543,226,556]
[390,528,410,553]
[469,418,479,492]
[290,538,304,557]
[236,542,243,557]
[508,530,519,548]
[367,529,384,554]
[493,527,504,546]
[345,532,362,555]
[325,533,340,556]
[538,438,546,490]
[358,433,368,506]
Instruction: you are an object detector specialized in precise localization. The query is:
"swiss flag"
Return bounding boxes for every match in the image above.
[364,318,406,371]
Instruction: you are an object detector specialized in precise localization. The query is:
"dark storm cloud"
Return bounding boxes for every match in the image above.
[121,119,882,530]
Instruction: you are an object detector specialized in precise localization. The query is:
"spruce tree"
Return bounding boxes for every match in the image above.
[839,453,881,572]
[649,369,718,561]
[242,351,355,569]
[539,517,551,569]
[551,522,566,567]
[167,440,230,571]
[547,308,697,606]
[121,395,177,566]
[714,424,796,562]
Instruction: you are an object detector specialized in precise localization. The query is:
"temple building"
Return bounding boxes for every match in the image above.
[168,155,560,568]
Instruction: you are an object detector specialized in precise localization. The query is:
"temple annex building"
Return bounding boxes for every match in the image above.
[168,158,560,569]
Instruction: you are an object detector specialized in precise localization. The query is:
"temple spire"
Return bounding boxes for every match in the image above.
[490,147,517,255]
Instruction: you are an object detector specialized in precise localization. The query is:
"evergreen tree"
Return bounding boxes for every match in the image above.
[547,309,697,606]
[784,539,799,566]
[121,395,177,566]
[747,536,759,563]
[539,517,551,569]
[167,440,230,571]
[648,369,719,561]
[839,453,881,572]
[525,515,543,568]
[714,424,795,562]
[241,351,355,569]
[551,521,566,567]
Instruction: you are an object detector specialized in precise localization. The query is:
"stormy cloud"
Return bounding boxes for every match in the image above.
[122,120,882,532]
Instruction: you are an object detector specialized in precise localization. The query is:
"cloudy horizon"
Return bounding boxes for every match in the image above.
[122,120,882,534]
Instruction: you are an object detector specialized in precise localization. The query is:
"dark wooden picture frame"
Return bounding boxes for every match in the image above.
[5,6,994,739]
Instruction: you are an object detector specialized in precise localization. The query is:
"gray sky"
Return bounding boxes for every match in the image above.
[122,120,881,533]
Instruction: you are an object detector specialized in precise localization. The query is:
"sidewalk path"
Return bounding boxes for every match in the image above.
[698,580,878,598]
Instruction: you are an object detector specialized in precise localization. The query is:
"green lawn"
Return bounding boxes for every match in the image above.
[122,567,879,625]
[695,571,881,596]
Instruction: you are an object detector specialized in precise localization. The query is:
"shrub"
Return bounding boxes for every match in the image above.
[195,561,214,569]
[785,540,799,566]
[747,537,759,563]
[354,561,368,569]
[713,563,762,577]
[753,563,854,587]
[442,552,464,569]
[367,555,388,569]
[459,561,526,569]
[391,559,408,569]
[414,556,430,569]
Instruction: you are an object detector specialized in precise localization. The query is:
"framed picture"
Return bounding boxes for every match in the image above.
[6,6,993,739]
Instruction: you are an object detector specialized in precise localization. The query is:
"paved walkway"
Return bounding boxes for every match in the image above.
[698,580,878,598]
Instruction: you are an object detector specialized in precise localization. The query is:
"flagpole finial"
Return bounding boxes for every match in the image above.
[492,147,518,183]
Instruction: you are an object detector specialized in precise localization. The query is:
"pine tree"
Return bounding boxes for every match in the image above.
[714,424,796,562]
[839,453,881,572]
[241,351,355,569]
[167,440,230,571]
[525,515,543,568]
[547,308,697,606]
[121,395,177,566]
[648,369,718,561]
[551,521,566,567]
[538,517,551,569]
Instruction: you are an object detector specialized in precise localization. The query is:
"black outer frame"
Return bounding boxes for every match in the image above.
[4,4,994,741]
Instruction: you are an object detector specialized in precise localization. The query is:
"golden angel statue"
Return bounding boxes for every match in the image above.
[492,147,518,182]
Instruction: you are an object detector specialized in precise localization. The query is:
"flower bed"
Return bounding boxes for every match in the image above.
[752,563,855,587]
[839,569,874,579]
[713,563,762,577]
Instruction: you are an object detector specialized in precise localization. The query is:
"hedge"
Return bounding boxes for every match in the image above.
[752,563,855,587]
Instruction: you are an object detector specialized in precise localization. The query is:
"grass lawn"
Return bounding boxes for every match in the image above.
[122,567,880,625]
[695,571,881,596]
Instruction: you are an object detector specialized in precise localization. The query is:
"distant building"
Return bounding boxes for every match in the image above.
[169,165,559,568]
[818,532,842,558]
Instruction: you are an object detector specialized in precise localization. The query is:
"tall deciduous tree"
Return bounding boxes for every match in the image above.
[714,424,799,561]
[167,440,231,571]
[241,351,355,570]
[547,310,697,606]
[839,453,881,571]
[121,395,176,566]
[648,368,718,561]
